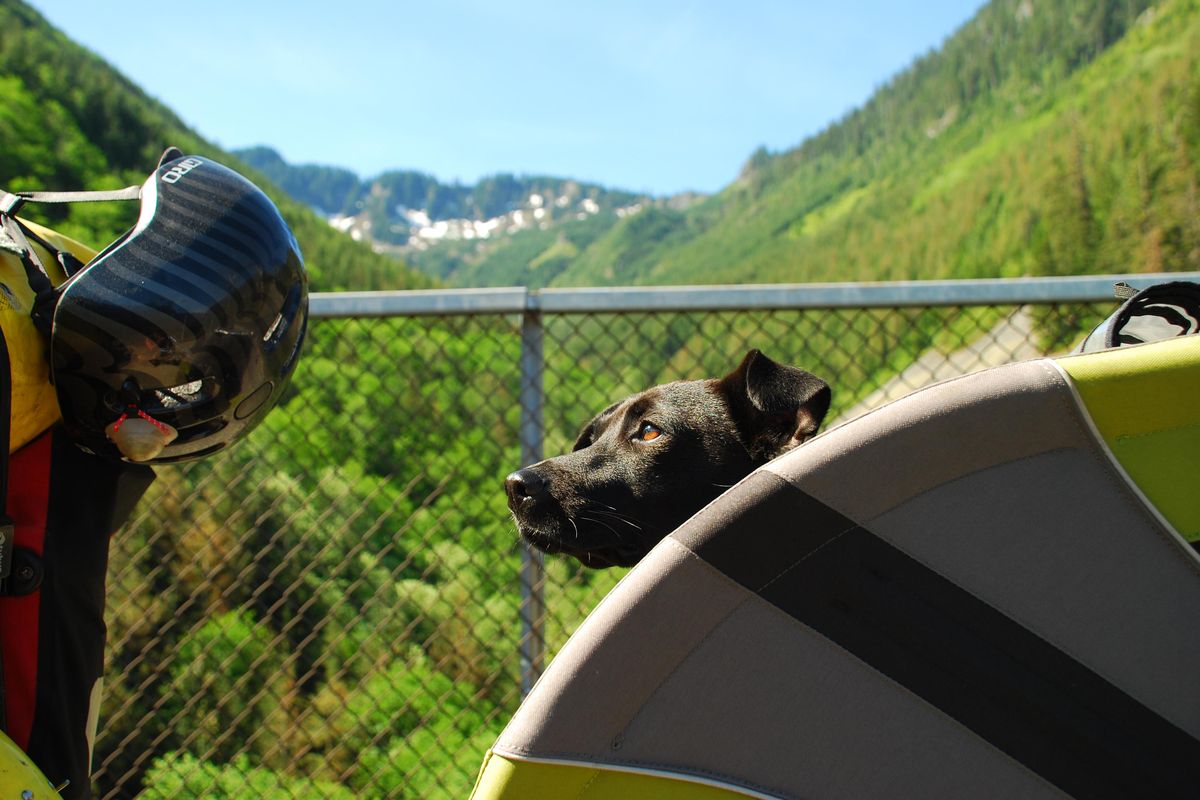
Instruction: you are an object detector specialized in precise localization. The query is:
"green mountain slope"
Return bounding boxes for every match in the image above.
[234,145,667,287]
[576,0,1198,286]
[0,0,429,290]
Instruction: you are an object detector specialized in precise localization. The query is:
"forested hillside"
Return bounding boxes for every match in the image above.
[0,0,429,291]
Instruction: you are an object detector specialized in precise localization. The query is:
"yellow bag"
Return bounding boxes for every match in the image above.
[0,728,60,798]
[0,219,95,453]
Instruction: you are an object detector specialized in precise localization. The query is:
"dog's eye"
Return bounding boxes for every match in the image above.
[635,422,662,442]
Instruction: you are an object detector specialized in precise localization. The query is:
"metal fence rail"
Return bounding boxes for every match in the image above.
[96,274,1193,799]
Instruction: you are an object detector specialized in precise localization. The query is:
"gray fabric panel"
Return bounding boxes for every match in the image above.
[764,355,1200,736]
[618,594,1066,800]
[868,448,1200,737]
[765,359,1088,522]
[495,538,749,760]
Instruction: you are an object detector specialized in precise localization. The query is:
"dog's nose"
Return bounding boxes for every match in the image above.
[505,468,547,509]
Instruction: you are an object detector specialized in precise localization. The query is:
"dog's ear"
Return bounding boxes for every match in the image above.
[718,349,831,462]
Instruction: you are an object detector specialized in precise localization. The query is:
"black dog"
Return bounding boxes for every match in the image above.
[505,350,831,568]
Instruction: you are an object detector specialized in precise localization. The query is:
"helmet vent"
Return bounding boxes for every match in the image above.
[263,311,285,343]
[155,441,227,463]
[174,418,228,444]
[152,379,207,410]
[264,283,303,351]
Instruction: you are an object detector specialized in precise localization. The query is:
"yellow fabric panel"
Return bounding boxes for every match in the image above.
[470,750,762,800]
[0,729,60,798]
[1,219,95,453]
[1057,335,1200,540]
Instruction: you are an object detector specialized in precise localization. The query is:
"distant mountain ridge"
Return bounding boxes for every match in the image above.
[237,145,650,227]
[235,145,708,286]
[237,146,660,234]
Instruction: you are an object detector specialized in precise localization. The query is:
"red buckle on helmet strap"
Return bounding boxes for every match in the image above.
[111,407,172,436]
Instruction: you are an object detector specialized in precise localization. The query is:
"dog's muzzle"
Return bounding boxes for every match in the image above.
[505,468,548,514]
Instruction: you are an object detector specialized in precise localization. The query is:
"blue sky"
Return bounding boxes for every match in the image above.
[35,1,986,196]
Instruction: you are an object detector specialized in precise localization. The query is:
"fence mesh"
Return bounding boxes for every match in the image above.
[94,296,1111,798]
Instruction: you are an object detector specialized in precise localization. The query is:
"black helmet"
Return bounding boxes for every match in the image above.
[37,152,307,463]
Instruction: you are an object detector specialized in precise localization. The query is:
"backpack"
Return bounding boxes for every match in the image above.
[0,217,93,454]
[0,210,153,798]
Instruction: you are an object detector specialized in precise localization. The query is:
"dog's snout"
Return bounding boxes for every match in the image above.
[505,468,547,510]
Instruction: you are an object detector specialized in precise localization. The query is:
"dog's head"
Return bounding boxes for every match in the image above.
[505,349,830,568]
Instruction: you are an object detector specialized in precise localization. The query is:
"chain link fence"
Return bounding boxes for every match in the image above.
[92,275,1174,799]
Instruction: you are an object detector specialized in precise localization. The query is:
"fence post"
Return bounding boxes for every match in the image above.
[518,304,546,696]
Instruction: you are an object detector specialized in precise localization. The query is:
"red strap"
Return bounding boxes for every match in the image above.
[0,431,52,748]
[111,407,172,437]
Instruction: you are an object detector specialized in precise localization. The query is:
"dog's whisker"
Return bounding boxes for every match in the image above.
[582,502,653,528]
[589,510,644,530]
[589,502,654,526]
[578,515,622,538]
[568,517,581,541]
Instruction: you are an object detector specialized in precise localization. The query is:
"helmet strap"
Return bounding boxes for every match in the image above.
[2,186,142,207]
[111,406,174,437]
[0,186,141,336]
[0,202,55,337]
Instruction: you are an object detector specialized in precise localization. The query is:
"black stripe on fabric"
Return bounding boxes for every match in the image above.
[684,472,1200,800]
[677,471,851,588]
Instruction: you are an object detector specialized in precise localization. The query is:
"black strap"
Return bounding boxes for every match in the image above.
[0,323,21,595]
[1,323,12,576]
[0,324,9,732]
[10,221,87,280]
[0,213,56,337]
